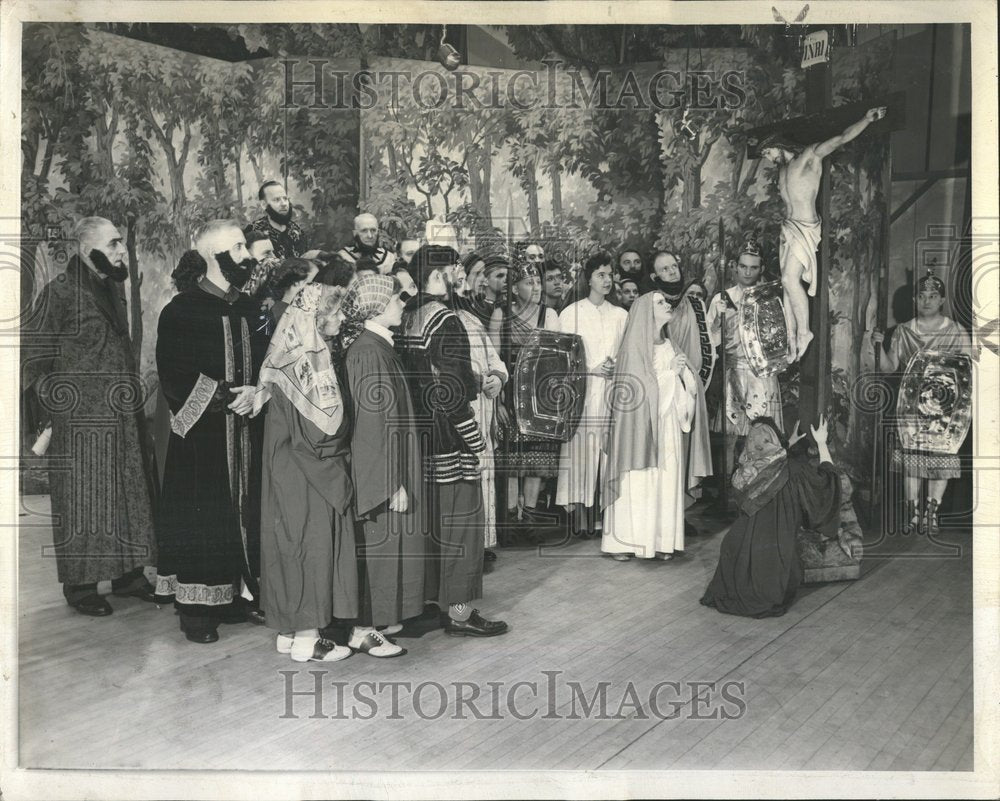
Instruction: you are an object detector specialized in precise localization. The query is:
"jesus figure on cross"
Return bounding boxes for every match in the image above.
[760,105,887,361]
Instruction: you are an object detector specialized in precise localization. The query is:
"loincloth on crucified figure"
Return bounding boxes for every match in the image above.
[780,217,822,297]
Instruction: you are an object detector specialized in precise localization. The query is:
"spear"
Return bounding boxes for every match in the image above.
[717,217,729,514]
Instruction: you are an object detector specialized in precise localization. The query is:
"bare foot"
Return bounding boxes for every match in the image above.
[796,330,814,360]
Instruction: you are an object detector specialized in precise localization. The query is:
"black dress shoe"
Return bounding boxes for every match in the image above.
[184,628,219,644]
[179,614,220,644]
[68,594,113,617]
[245,607,266,626]
[484,549,497,562]
[444,609,509,637]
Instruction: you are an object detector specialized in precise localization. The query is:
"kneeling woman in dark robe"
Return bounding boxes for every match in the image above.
[255,283,359,662]
[700,415,840,618]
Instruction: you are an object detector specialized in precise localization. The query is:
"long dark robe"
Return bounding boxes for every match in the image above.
[259,390,359,631]
[21,256,156,587]
[399,298,486,604]
[700,454,840,618]
[344,329,425,625]
[425,481,485,606]
[154,282,268,609]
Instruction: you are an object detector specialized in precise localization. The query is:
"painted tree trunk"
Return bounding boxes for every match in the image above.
[525,164,540,234]
[126,217,143,364]
[549,158,563,219]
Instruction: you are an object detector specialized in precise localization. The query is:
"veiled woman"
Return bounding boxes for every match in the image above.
[255,283,357,663]
[700,415,840,618]
[601,291,698,561]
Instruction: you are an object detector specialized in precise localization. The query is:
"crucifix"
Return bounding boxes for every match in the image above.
[745,48,905,430]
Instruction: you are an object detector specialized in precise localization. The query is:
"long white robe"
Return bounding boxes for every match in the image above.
[555,298,628,508]
[458,310,508,548]
[602,340,696,557]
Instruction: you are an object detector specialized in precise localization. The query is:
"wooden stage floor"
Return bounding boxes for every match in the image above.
[15,494,974,772]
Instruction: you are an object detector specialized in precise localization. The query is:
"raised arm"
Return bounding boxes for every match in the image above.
[814,107,886,158]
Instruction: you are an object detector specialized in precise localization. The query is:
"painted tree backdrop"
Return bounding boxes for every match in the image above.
[22,22,896,488]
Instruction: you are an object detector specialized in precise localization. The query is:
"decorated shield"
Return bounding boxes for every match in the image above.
[513,329,587,442]
[896,350,973,454]
[739,281,790,377]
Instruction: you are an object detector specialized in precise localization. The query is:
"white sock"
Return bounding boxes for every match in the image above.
[350,626,374,645]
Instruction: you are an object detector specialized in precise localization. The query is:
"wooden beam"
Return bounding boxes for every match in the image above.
[744,91,907,159]
[890,178,939,223]
[797,61,833,430]
[892,168,969,181]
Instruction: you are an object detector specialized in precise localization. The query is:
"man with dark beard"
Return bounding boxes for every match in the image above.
[22,217,158,616]
[644,251,714,510]
[397,245,509,637]
[338,213,394,273]
[154,220,270,643]
[247,181,310,260]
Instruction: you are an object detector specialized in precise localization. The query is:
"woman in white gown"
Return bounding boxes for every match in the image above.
[601,292,698,561]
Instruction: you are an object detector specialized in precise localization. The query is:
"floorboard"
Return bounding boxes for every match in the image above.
[15,494,974,772]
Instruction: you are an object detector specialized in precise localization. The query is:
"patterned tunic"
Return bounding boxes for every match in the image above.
[22,256,157,586]
[246,216,310,260]
[397,299,486,483]
[706,285,784,436]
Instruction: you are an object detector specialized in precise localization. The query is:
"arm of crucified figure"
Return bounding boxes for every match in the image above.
[813,107,887,158]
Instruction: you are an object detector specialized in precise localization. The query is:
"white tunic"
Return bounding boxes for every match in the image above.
[457,310,508,548]
[555,297,628,508]
[602,339,696,557]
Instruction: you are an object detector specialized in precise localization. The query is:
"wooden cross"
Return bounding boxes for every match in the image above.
[744,87,906,430]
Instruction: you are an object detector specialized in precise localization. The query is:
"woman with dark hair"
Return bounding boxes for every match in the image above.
[556,253,628,536]
[872,270,974,533]
[700,415,840,618]
[171,249,208,293]
[601,292,698,561]
[398,245,509,637]
[264,257,319,327]
[488,258,561,536]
